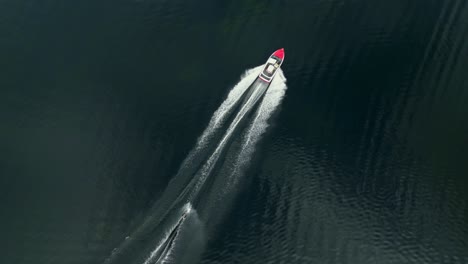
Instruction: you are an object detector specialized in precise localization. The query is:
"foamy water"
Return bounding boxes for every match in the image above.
[105,66,287,264]
[228,70,287,186]
[176,66,263,172]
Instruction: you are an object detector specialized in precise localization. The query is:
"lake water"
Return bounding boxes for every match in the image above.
[1,0,467,263]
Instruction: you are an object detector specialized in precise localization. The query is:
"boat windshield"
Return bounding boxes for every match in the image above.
[262,63,275,77]
[266,65,275,73]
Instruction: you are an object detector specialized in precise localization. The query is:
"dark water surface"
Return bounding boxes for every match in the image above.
[1,0,468,263]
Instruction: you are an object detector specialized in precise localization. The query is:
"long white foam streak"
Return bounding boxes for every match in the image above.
[105,66,286,264]
[184,79,268,200]
[140,68,279,264]
[201,70,288,223]
[138,67,265,264]
[231,70,287,181]
[176,66,263,171]
[103,68,261,264]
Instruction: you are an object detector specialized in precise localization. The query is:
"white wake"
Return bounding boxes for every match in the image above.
[230,69,287,184]
[142,67,287,264]
[175,66,263,173]
[104,66,287,264]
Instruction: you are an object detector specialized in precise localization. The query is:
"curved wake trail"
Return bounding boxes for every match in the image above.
[195,69,288,228]
[181,79,268,202]
[178,66,262,165]
[103,66,287,264]
[232,70,287,181]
